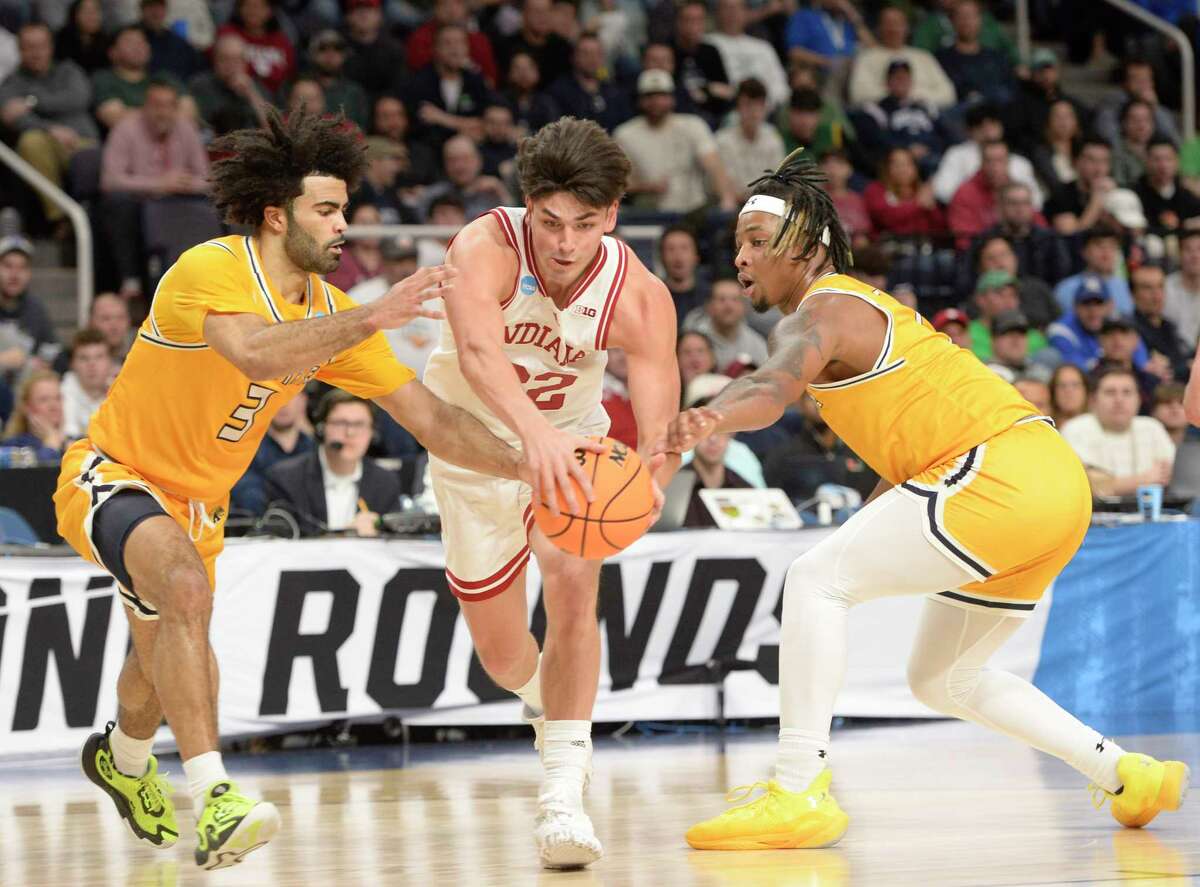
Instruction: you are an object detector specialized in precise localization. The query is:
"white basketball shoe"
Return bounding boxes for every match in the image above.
[534,785,603,869]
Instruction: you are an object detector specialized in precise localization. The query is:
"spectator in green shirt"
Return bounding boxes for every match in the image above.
[911,0,1018,65]
[92,26,193,132]
[970,269,1050,361]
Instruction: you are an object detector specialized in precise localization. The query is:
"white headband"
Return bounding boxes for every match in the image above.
[739,194,831,246]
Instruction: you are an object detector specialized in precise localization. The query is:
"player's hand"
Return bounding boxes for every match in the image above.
[645,451,667,526]
[368,265,455,330]
[1147,460,1173,486]
[521,427,607,516]
[353,510,380,537]
[665,407,722,453]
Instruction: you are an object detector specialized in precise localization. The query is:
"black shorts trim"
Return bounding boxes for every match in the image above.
[93,490,167,609]
[937,590,1037,611]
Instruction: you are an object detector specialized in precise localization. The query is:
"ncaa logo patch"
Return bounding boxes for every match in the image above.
[519,275,537,296]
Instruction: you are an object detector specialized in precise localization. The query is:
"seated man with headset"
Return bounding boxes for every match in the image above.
[264,389,402,537]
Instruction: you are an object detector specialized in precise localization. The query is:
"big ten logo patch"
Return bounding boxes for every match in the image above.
[572,304,597,318]
[520,275,538,296]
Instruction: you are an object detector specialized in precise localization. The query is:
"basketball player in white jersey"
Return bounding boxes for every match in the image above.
[422,117,680,868]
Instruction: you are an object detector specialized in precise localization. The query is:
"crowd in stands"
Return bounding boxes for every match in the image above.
[3,0,1200,537]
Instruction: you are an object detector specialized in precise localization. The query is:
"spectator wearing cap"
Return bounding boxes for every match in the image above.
[60,328,113,438]
[863,146,944,236]
[0,23,98,234]
[933,307,972,350]
[408,0,497,86]
[672,0,734,124]
[1093,59,1181,150]
[985,310,1059,384]
[934,0,1015,107]
[88,291,133,366]
[1061,364,1174,498]
[1097,315,1166,410]
[1048,273,1149,370]
[138,0,205,83]
[660,225,711,325]
[420,135,511,222]
[498,0,574,94]
[763,392,878,509]
[343,0,408,99]
[717,78,785,203]
[305,29,369,131]
[969,270,1050,361]
[972,183,1069,287]
[683,277,769,373]
[969,235,1059,330]
[100,77,210,299]
[1111,99,1159,188]
[546,33,630,133]
[1005,48,1089,157]
[1134,138,1200,236]
[370,95,439,187]
[931,103,1042,208]
[948,141,1016,248]
[821,149,871,245]
[784,0,873,72]
[357,136,420,225]
[216,0,295,96]
[188,33,272,136]
[0,236,61,385]
[1165,228,1200,348]
[851,58,950,176]
[847,5,956,109]
[349,236,441,378]
[1131,263,1190,381]
[615,69,738,214]
[704,0,789,110]
[1151,383,1189,446]
[403,23,496,152]
[1053,226,1134,316]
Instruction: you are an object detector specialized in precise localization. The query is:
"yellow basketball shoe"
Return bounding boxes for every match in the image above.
[685,769,849,850]
[1091,753,1190,828]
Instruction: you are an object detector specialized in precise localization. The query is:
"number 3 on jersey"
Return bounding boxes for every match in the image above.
[218,383,275,442]
[513,363,576,411]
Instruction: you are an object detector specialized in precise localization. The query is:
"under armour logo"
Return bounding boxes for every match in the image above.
[817,750,827,758]
[1096,739,1106,753]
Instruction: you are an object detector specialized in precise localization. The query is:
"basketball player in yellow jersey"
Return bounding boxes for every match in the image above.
[54,112,535,870]
[664,151,1190,850]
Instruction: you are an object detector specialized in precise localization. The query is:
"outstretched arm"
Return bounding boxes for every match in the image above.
[665,298,833,452]
[374,381,530,483]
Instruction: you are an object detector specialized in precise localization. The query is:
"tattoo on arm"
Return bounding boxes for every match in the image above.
[702,301,830,433]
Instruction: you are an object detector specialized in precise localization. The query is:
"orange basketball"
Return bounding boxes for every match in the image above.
[533,437,655,559]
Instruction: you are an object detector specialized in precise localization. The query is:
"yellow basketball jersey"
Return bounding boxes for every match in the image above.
[804,273,1040,484]
[87,235,414,501]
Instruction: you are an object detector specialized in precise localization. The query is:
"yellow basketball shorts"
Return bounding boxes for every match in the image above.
[54,438,227,619]
[896,417,1092,612]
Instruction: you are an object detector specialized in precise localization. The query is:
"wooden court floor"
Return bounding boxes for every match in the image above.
[1,720,1196,887]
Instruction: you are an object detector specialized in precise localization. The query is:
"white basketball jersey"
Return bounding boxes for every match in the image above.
[424,206,630,443]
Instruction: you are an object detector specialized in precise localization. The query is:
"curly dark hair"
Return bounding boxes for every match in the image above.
[746,147,852,274]
[209,110,367,227]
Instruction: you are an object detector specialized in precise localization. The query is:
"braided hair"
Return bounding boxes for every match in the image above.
[744,148,852,273]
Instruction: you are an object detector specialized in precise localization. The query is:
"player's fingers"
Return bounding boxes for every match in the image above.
[697,407,724,426]
[540,461,560,516]
[565,451,595,504]
[646,451,667,474]
[553,455,583,513]
[417,309,445,320]
[577,436,607,454]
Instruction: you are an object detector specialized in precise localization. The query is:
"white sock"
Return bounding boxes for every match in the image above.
[1069,731,1125,794]
[183,751,230,815]
[514,654,543,716]
[110,723,154,778]
[776,727,829,793]
[541,720,591,803]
